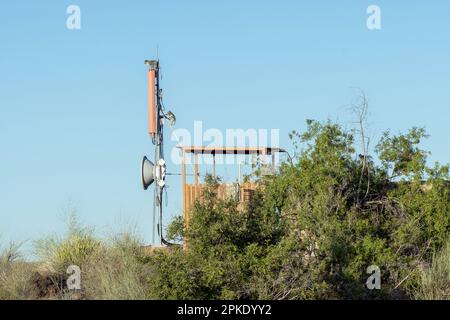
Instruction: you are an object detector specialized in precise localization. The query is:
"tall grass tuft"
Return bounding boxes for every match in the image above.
[34,215,100,274]
[0,242,37,300]
[413,242,450,300]
[2,215,158,300]
[81,231,151,299]
[33,217,152,300]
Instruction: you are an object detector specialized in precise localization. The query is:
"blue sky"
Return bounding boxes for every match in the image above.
[1,1,449,250]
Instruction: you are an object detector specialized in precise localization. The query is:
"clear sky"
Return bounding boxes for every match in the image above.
[1,1,449,251]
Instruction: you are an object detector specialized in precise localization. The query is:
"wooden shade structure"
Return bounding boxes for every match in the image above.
[179,146,285,229]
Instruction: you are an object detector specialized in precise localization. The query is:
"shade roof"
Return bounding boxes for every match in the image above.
[178,146,286,155]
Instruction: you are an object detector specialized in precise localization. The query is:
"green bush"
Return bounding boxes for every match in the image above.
[153,119,449,300]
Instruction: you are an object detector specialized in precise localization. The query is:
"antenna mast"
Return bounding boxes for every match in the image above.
[144,59,167,246]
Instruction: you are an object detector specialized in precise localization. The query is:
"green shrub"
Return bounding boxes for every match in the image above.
[155,119,449,300]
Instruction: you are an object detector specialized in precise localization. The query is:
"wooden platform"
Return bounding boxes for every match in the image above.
[183,182,257,227]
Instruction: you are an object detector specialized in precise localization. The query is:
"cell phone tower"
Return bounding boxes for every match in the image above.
[140,59,176,246]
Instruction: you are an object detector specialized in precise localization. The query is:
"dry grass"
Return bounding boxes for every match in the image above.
[81,232,152,299]
[31,218,152,300]
[413,242,450,300]
[0,242,37,300]
[34,216,100,274]
[0,216,154,300]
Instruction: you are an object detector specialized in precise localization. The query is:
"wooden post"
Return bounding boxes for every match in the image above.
[213,153,216,178]
[194,153,199,198]
[261,148,267,176]
[182,149,186,224]
[238,161,241,184]
[251,154,255,182]
[271,152,276,174]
